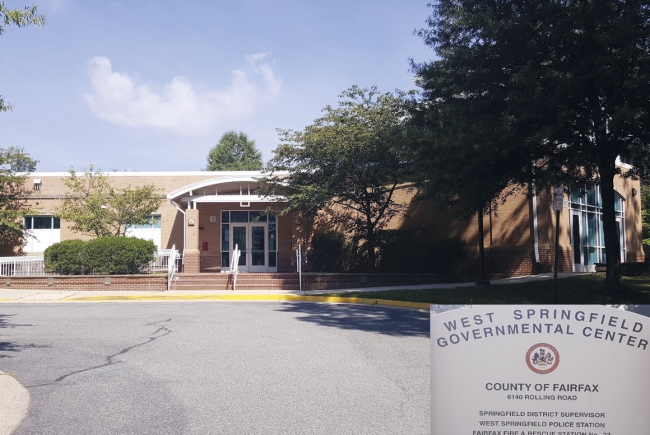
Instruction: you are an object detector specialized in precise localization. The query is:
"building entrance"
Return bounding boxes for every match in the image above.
[221,211,277,273]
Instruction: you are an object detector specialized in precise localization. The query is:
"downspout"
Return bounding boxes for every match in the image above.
[171,198,186,264]
[531,185,540,267]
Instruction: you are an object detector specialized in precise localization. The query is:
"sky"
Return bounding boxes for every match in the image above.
[0,0,434,172]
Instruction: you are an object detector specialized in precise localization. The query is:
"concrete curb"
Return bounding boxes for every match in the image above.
[64,294,431,310]
[0,371,29,435]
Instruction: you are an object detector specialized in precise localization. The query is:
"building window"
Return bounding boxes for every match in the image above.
[125,215,162,251]
[23,215,61,253]
[569,186,625,271]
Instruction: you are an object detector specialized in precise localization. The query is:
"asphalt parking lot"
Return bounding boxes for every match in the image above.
[0,301,430,435]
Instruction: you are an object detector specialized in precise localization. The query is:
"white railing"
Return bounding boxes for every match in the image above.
[167,245,178,291]
[0,256,46,276]
[146,249,182,274]
[229,244,241,290]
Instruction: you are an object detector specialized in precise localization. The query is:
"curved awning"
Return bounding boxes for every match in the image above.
[167,173,287,205]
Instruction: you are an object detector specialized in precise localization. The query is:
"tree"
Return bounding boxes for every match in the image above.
[412,0,650,291]
[0,147,38,247]
[406,91,529,284]
[0,3,46,112]
[205,131,263,171]
[261,85,414,271]
[57,167,163,238]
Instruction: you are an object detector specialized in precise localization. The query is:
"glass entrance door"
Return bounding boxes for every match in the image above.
[249,225,267,272]
[231,225,247,270]
[230,224,268,272]
[222,211,277,273]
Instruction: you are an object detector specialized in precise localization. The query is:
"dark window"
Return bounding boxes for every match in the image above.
[33,216,53,229]
[231,211,248,222]
[249,211,267,222]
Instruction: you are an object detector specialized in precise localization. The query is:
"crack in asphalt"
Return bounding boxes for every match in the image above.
[29,318,172,388]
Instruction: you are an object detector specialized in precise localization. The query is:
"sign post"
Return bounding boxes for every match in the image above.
[430,305,650,434]
[552,187,564,303]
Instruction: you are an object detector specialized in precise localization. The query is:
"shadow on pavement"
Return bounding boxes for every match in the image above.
[0,313,45,358]
[275,302,430,337]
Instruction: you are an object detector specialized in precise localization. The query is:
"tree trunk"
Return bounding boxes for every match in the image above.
[599,158,622,292]
[366,230,376,273]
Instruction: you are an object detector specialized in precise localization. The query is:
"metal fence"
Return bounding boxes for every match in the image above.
[148,249,183,274]
[0,256,47,277]
[0,251,183,277]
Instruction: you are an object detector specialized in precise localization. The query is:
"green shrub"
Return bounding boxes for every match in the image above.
[44,239,86,275]
[378,232,467,273]
[43,237,156,275]
[308,230,363,272]
[643,239,650,262]
[83,237,156,274]
[309,230,346,272]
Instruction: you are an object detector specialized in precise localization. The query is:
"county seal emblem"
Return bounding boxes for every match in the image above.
[526,343,560,374]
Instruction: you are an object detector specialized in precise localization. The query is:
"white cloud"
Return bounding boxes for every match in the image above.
[83,55,282,137]
[246,52,270,63]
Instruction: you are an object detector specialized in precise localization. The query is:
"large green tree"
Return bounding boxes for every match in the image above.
[412,0,650,290]
[406,90,529,283]
[0,147,38,247]
[261,86,414,271]
[57,167,163,238]
[206,131,263,171]
[1,3,46,112]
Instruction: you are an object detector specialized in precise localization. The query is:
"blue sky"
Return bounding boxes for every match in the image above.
[0,0,434,171]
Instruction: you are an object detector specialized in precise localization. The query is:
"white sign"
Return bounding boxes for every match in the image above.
[552,187,565,211]
[430,305,650,434]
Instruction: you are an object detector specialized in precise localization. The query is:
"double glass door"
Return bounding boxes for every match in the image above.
[230,224,268,272]
[221,210,277,273]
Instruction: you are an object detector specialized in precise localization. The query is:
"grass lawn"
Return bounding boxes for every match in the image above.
[325,274,650,305]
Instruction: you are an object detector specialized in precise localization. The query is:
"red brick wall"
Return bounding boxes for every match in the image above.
[199,256,220,272]
[303,273,469,291]
[184,251,200,274]
[1,275,167,291]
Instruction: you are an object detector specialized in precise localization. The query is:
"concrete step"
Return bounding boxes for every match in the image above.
[170,273,300,291]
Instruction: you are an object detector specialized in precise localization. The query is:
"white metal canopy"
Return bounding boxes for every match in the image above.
[185,194,286,203]
[166,174,288,204]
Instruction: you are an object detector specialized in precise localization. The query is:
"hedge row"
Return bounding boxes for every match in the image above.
[308,229,467,273]
[44,237,157,275]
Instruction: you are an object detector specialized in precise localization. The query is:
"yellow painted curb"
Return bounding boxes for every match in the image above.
[65,294,430,310]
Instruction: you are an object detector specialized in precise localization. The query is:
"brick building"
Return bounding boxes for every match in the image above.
[18,167,643,277]
[384,165,643,276]
[21,171,301,274]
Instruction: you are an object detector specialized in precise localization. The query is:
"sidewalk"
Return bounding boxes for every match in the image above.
[0,272,584,304]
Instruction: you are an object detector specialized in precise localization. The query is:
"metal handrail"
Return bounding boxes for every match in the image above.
[229,244,241,290]
[167,245,177,291]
